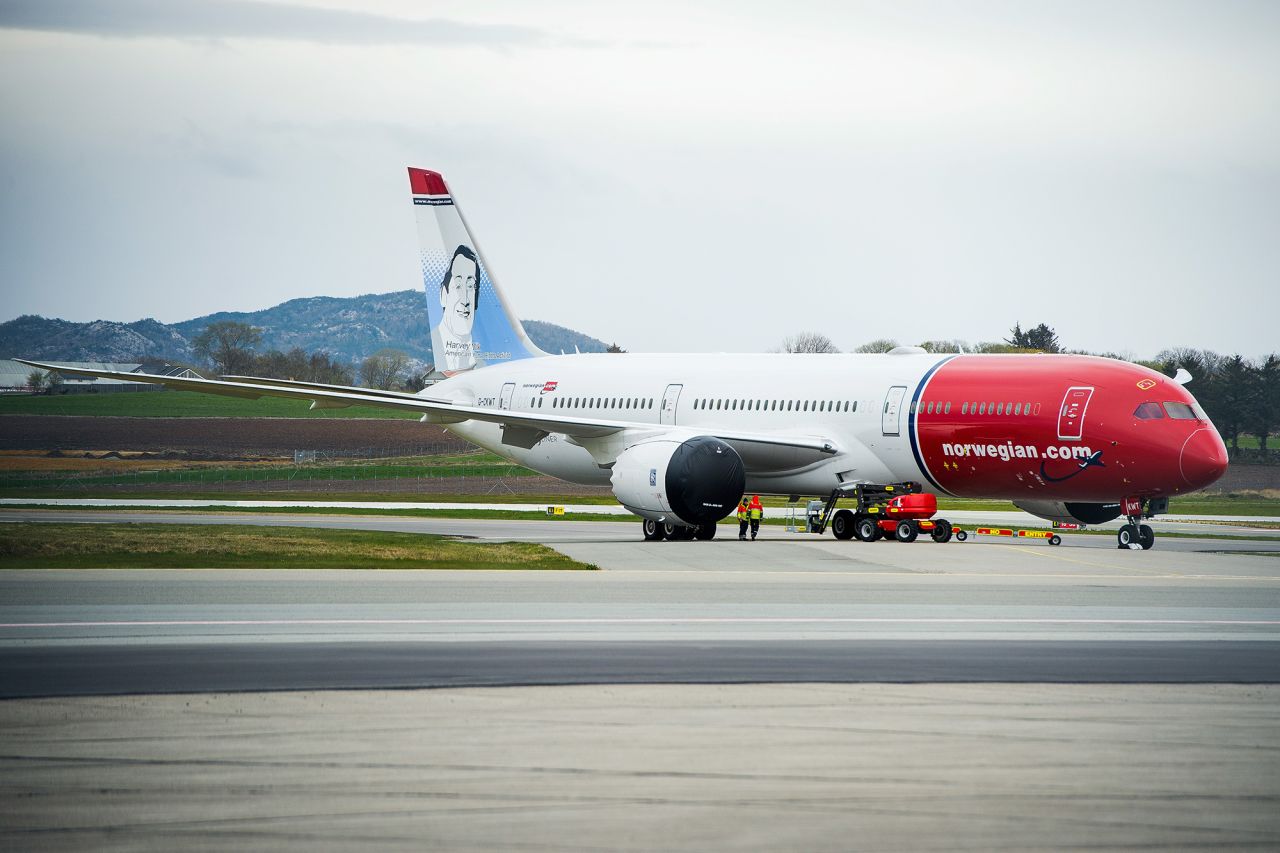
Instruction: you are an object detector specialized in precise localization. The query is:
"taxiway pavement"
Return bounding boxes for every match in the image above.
[3,511,1279,696]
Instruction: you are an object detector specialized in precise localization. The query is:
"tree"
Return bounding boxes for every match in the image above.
[1209,355,1254,453]
[29,369,65,395]
[360,349,410,390]
[307,351,353,386]
[973,341,1036,354]
[853,338,899,353]
[1247,354,1279,453]
[1005,322,1061,353]
[606,342,627,353]
[918,340,968,354]
[192,321,262,375]
[781,332,840,354]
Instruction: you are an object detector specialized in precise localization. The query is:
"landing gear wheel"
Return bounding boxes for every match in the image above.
[1138,524,1155,550]
[666,523,695,541]
[642,519,665,541]
[693,523,717,541]
[895,520,919,543]
[1049,535,1062,546]
[832,510,855,540]
[1117,523,1137,549]
[955,530,968,542]
[930,519,953,543]
[854,516,878,542]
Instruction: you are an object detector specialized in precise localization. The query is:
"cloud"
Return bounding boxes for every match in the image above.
[0,0,588,48]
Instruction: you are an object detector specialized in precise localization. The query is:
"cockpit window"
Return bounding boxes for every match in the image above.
[1133,402,1164,420]
[1164,402,1198,420]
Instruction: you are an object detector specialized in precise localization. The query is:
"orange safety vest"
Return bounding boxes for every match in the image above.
[749,497,763,520]
[736,502,748,520]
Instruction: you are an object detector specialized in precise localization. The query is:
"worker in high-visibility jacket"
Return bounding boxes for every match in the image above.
[748,494,764,540]
[736,498,750,540]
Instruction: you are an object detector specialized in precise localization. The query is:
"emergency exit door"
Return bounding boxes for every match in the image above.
[1057,386,1093,441]
[660,384,683,426]
[882,386,907,436]
[499,382,515,410]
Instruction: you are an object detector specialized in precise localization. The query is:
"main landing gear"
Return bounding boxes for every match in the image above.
[1117,496,1167,550]
[641,519,716,541]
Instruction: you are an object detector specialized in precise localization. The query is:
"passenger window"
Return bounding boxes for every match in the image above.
[1133,402,1164,419]
[944,402,951,414]
[1164,402,1198,419]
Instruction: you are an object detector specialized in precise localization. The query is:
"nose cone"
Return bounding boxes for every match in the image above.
[1180,428,1229,490]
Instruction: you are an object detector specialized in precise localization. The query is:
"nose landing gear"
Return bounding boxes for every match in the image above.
[1117,496,1164,550]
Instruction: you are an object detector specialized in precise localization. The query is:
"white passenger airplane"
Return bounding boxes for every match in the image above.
[21,168,1229,549]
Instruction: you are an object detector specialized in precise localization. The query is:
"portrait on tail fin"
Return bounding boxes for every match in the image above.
[437,244,480,373]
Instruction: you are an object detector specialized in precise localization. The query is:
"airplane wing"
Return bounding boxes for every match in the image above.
[16,360,837,461]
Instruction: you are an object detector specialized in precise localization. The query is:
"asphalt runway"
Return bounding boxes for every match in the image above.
[5,511,1280,850]
[3,510,1280,696]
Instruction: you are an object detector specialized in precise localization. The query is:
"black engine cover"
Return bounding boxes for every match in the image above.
[664,436,746,525]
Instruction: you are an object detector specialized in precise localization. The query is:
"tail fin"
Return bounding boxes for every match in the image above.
[409,168,546,374]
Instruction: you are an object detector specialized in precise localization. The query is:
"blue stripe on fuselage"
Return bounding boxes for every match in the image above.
[907,355,956,496]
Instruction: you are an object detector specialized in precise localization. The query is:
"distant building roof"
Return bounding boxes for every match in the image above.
[0,360,144,389]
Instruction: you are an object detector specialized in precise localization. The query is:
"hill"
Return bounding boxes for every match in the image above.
[1,291,608,365]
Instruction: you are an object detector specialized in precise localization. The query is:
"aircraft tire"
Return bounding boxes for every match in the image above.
[832,510,856,540]
[694,523,717,541]
[895,520,919,543]
[1138,524,1155,550]
[1117,523,1137,548]
[642,519,665,541]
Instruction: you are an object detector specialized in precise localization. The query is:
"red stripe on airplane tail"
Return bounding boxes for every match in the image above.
[408,168,448,196]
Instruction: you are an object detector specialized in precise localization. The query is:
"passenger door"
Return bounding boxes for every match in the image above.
[882,386,907,436]
[499,382,515,410]
[1057,386,1093,441]
[660,384,683,426]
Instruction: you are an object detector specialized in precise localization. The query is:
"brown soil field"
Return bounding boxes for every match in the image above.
[0,416,470,459]
[52,476,614,497]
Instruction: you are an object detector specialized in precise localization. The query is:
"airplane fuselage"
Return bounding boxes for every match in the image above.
[431,351,1228,503]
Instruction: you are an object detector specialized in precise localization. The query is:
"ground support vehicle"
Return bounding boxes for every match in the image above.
[813,482,956,543]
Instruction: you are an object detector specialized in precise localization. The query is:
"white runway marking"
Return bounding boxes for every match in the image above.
[3,617,1279,629]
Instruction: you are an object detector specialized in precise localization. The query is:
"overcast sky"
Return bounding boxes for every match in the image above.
[1,0,1277,359]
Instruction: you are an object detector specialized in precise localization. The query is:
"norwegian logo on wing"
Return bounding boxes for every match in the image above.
[540,381,558,394]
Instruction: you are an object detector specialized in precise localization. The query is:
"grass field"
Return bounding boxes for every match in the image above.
[0,523,597,570]
[0,391,415,419]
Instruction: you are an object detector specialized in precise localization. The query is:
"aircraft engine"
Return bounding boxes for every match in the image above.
[1013,500,1122,526]
[610,436,745,526]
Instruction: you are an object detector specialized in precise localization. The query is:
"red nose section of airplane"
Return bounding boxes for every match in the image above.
[1179,428,1229,490]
